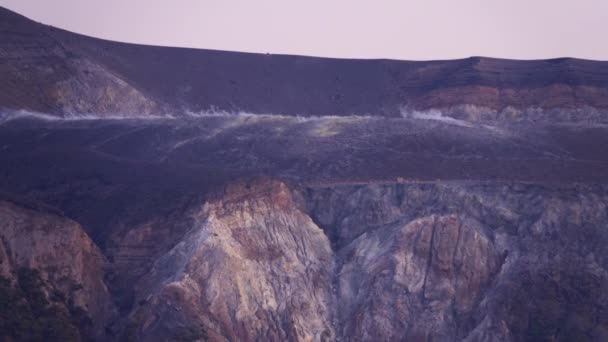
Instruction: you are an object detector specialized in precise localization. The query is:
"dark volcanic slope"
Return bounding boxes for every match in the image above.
[2,115,608,249]
[2,6,608,118]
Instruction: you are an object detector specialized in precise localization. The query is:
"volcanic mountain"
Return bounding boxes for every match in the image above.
[1,6,608,342]
[2,6,608,119]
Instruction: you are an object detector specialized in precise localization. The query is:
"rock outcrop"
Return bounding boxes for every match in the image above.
[335,214,501,340]
[301,182,608,341]
[0,200,116,341]
[0,7,166,117]
[83,180,608,341]
[127,181,334,341]
[1,170,608,341]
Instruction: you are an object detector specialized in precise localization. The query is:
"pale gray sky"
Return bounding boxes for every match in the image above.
[2,0,607,60]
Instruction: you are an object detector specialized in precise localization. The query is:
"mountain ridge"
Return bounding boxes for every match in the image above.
[2,6,603,63]
[2,6,608,118]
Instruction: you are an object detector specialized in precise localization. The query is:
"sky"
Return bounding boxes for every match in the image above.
[1,0,607,61]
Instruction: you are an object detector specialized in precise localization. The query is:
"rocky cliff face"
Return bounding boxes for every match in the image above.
[128,181,334,341]
[302,182,608,341]
[89,180,607,341]
[0,200,116,341]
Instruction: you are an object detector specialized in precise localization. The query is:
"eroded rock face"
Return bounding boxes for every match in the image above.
[301,183,608,341]
[102,180,608,341]
[53,58,167,117]
[337,214,501,341]
[129,181,335,341]
[0,201,116,341]
[1,177,608,341]
[0,8,167,117]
